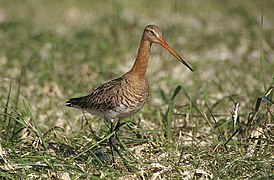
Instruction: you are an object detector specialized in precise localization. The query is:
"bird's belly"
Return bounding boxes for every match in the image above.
[106,100,146,119]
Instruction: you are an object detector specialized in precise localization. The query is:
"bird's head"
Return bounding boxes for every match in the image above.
[143,24,193,72]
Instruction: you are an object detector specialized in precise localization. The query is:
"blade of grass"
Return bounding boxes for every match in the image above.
[166,99,173,142]
[204,100,226,143]
[171,85,182,101]
[32,117,48,149]
[166,85,182,142]
[4,82,12,129]
[259,12,266,91]
[160,89,168,104]
[15,66,24,109]
[20,99,48,149]
[181,86,207,124]
[73,131,115,160]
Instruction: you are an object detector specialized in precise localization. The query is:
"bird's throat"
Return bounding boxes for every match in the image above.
[129,39,151,79]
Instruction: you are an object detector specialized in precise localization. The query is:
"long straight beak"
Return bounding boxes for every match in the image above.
[158,39,193,72]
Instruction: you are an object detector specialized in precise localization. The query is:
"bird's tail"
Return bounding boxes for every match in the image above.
[66,97,84,108]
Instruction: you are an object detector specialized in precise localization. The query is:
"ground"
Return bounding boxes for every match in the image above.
[0,0,273,179]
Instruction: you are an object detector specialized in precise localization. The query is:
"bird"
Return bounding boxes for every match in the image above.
[66,25,193,161]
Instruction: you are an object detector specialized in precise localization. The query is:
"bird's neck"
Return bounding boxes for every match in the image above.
[128,37,151,79]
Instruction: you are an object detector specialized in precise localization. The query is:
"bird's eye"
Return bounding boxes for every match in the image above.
[148,30,155,35]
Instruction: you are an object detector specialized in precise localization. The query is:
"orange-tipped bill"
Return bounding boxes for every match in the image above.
[158,39,193,72]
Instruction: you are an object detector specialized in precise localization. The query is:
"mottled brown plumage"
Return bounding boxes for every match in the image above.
[66,25,193,123]
[66,72,148,121]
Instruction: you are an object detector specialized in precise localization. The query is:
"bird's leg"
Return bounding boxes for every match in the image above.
[109,118,126,167]
[114,119,121,132]
[109,119,134,170]
[108,118,116,166]
[114,118,128,132]
[112,119,125,156]
[100,117,117,166]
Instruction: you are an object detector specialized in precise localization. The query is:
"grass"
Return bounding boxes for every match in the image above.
[0,0,273,179]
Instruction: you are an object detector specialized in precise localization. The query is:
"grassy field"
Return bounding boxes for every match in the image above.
[0,0,273,179]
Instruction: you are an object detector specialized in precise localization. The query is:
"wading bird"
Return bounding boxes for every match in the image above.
[66,24,193,162]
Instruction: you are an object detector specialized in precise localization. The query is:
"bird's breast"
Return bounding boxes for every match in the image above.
[108,76,149,118]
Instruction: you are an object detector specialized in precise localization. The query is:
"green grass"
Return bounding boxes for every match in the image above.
[0,0,273,179]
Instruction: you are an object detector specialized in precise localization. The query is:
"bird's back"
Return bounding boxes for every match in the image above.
[66,72,149,120]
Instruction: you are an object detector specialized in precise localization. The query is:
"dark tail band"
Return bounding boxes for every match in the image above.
[66,97,84,108]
